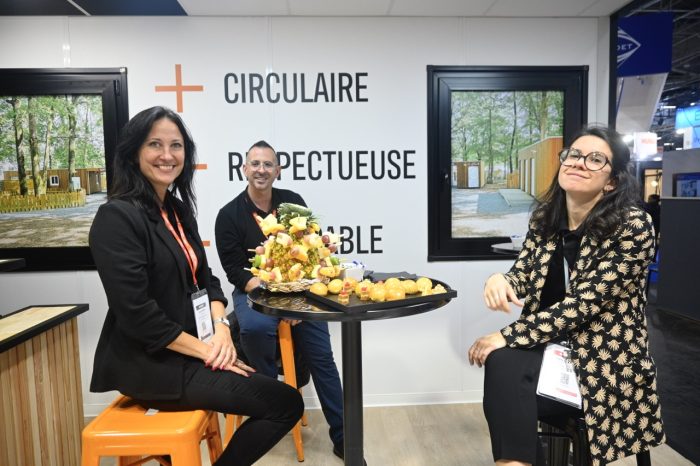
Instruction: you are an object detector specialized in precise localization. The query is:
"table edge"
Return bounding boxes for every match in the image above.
[248,293,452,322]
[0,303,89,353]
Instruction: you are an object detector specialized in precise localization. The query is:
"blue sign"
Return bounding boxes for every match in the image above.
[617,12,673,77]
[675,106,700,130]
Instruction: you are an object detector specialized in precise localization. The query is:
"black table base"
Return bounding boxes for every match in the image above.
[342,321,364,465]
[247,284,455,465]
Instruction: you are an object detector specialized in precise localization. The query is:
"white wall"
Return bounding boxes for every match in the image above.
[0,15,610,416]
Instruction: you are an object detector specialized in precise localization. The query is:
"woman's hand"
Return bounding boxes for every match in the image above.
[205,324,257,377]
[224,358,256,377]
[205,323,237,371]
[468,331,506,368]
[483,273,523,313]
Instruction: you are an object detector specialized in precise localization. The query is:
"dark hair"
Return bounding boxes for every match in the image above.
[531,125,641,240]
[109,106,197,217]
[246,140,279,164]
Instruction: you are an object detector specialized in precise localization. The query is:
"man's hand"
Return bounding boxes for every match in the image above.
[483,273,523,313]
[245,277,262,294]
[468,331,506,368]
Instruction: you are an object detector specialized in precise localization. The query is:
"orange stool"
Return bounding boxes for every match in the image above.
[81,395,223,466]
[225,320,307,462]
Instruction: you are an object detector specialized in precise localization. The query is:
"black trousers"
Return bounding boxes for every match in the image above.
[483,346,583,464]
[133,360,304,466]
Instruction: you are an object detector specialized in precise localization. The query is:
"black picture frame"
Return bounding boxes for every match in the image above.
[0,68,129,271]
[427,66,588,261]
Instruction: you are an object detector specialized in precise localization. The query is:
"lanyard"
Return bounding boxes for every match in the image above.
[161,208,199,289]
[562,236,573,288]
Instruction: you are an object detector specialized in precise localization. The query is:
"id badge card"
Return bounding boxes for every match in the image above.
[191,288,213,343]
[536,342,582,409]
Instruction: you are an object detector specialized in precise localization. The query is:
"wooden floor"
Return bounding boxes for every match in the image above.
[96,402,692,465]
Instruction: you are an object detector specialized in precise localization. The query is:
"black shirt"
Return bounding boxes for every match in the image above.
[215,188,305,291]
[538,221,583,312]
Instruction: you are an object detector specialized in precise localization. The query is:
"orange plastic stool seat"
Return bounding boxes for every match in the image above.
[81,395,223,466]
[225,321,306,462]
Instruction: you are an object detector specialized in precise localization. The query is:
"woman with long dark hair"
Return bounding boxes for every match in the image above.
[468,125,665,466]
[89,106,303,466]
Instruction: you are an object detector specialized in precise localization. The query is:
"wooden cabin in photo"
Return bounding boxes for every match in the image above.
[517,136,563,199]
[2,168,106,195]
[452,161,483,188]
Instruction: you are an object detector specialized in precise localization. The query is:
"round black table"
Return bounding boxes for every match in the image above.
[247,288,453,466]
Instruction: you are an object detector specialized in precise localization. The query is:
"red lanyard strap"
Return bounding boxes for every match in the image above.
[161,209,199,288]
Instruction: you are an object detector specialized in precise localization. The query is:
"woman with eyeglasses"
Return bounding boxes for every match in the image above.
[89,107,303,466]
[467,125,665,466]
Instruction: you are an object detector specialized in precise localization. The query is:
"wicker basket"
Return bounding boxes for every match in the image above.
[261,278,329,293]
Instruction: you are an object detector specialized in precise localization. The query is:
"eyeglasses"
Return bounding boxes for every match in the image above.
[247,160,277,171]
[558,148,610,171]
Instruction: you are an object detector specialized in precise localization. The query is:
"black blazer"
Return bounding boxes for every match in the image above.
[89,198,227,400]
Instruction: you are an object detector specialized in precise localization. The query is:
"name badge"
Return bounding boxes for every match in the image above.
[191,288,213,342]
[536,342,582,408]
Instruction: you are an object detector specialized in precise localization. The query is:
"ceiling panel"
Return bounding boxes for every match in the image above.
[0,0,635,17]
[486,0,603,17]
[580,0,633,17]
[178,0,290,16]
[289,0,393,17]
[388,0,496,17]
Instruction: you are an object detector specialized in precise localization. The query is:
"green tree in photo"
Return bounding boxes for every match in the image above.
[451,90,563,187]
[0,94,104,196]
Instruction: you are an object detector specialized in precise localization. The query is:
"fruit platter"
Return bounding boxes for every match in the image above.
[249,203,343,293]
[304,275,457,313]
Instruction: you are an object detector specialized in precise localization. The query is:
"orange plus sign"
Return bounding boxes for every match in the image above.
[155,64,204,113]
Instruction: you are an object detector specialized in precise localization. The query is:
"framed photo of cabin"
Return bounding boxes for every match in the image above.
[427,66,587,260]
[0,68,129,270]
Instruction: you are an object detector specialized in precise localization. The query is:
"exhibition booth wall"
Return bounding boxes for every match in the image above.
[0,15,611,416]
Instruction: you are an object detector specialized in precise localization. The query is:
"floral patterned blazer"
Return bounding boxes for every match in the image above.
[501,207,665,465]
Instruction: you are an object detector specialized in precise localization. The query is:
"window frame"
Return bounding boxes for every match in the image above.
[427,66,588,261]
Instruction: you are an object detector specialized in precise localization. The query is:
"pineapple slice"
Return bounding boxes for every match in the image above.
[288,216,308,235]
[275,232,293,247]
[270,267,283,283]
[255,213,286,236]
[288,263,305,281]
[289,244,309,262]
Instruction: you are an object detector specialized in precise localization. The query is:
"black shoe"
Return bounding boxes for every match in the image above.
[333,443,367,465]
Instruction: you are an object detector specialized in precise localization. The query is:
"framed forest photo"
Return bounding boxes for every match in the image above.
[427,66,587,261]
[0,68,129,270]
